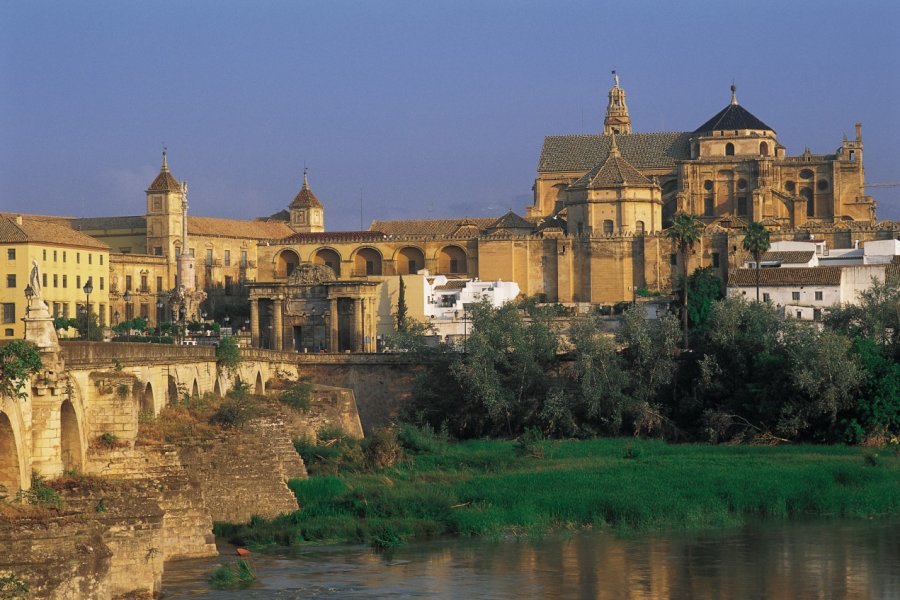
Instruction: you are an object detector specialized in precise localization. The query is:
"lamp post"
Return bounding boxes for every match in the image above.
[24,284,34,319]
[156,299,164,330]
[83,278,93,341]
[123,290,132,322]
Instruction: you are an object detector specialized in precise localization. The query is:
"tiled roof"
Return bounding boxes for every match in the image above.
[72,216,147,231]
[188,216,295,240]
[0,215,109,249]
[538,132,692,173]
[369,217,499,236]
[487,211,533,231]
[729,267,842,287]
[279,231,387,244]
[571,140,654,189]
[760,251,815,264]
[434,280,468,291]
[289,172,323,209]
[694,103,774,134]
[147,167,182,192]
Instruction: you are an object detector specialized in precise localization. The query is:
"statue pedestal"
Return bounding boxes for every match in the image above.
[23,299,60,354]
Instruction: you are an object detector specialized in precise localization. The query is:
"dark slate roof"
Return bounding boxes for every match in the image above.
[72,216,147,231]
[729,267,842,287]
[694,103,774,134]
[538,132,692,173]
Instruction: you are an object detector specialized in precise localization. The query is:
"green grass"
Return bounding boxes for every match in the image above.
[215,438,900,550]
[208,558,256,590]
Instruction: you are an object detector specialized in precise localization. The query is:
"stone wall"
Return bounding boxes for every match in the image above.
[280,384,365,440]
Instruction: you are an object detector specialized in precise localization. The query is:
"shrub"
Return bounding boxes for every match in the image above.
[216,336,241,375]
[96,432,119,448]
[278,379,313,412]
[208,559,255,590]
[515,427,546,459]
[208,397,260,428]
[397,423,448,455]
[363,427,404,469]
[18,474,62,510]
[0,574,28,596]
[294,428,366,475]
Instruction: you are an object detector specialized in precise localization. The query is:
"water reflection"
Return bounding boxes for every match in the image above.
[162,519,900,599]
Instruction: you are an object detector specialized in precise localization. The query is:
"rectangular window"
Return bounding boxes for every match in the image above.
[366,260,375,275]
[141,275,148,292]
[5,274,14,288]
[100,255,103,265]
[62,303,69,318]
[6,249,14,260]
[42,273,47,288]
[100,277,104,290]
[737,197,747,215]
[815,291,823,301]
[704,197,714,216]
[206,249,213,266]
[53,274,58,288]
[670,253,677,266]
[62,251,66,262]
[53,302,61,317]
[53,250,57,262]
[189,248,195,258]
[88,254,92,264]
[792,291,800,301]
[2,303,14,324]
[241,250,248,267]
[762,292,770,302]
[140,303,149,319]
[224,250,231,266]
[125,303,134,320]
[43,249,47,260]
[712,253,720,268]
[3,329,12,337]
[126,275,132,291]
[99,304,106,326]
[76,252,80,264]
[62,274,67,288]
[154,246,163,256]
[156,276,163,292]
[76,276,81,289]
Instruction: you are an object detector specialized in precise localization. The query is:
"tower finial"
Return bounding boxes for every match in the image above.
[612,69,619,88]
[162,146,169,171]
[302,166,309,190]
[609,131,620,157]
[730,83,738,105]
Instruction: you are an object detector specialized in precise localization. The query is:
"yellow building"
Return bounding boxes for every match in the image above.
[0,214,109,339]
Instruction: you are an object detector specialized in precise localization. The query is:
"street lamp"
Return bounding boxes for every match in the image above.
[83,278,93,341]
[123,290,132,322]
[24,284,34,318]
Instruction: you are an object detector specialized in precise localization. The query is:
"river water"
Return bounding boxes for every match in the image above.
[161,519,900,599]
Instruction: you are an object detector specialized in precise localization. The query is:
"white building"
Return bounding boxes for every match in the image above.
[423,274,520,341]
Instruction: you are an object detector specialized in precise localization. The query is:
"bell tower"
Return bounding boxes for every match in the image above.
[603,70,632,135]
[146,149,185,259]
[288,168,325,233]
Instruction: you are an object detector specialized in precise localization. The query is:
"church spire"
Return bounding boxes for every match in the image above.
[604,70,632,135]
[730,83,738,106]
[161,146,169,172]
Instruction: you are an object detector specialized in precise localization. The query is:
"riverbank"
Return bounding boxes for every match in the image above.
[216,437,900,550]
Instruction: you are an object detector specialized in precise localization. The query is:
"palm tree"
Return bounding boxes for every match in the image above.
[742,221,771,302]
[666,212,705,349]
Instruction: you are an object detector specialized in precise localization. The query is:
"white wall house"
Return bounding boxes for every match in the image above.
[727,264,894,321]
[423,274,520,341]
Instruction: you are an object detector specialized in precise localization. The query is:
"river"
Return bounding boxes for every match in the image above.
[161,518,900,599]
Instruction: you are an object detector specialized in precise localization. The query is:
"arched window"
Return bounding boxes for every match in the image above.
[353,248,382,276]
[725,143,735,156]
[603,220,614,235]
[276,249,300,278]
[395,247,426,275]
[313,248,341,277]
[635,221,645,235]
[801,188,814,217]
[437,246,467,275]
[760,141,769,156]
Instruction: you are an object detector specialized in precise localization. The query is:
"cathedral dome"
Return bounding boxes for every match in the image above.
[693,85,775,134]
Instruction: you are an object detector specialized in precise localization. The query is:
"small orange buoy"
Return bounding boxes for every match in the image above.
[236,547,251,557]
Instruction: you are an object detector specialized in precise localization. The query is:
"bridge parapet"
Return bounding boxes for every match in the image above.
[61,342,216,367]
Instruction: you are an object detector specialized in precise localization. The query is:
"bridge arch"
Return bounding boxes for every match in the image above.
[0,409,24,497]
[141,382,155,416]
[60,399,84,473]
[254,372,264,395]
[191,379,200,399]
[167,375,179,405]
[213,378,222,397]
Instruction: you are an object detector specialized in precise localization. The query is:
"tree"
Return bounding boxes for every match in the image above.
[216,335,242,376]
[666,212,705,349]
[396,275,408,332]
[0,341,42,400]
[742,221,771,302]
[687,267,724,328]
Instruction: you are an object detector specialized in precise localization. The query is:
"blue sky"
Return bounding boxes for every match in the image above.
[2,1,898,230]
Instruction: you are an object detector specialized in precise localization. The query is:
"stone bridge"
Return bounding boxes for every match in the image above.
[1,341,420,497]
